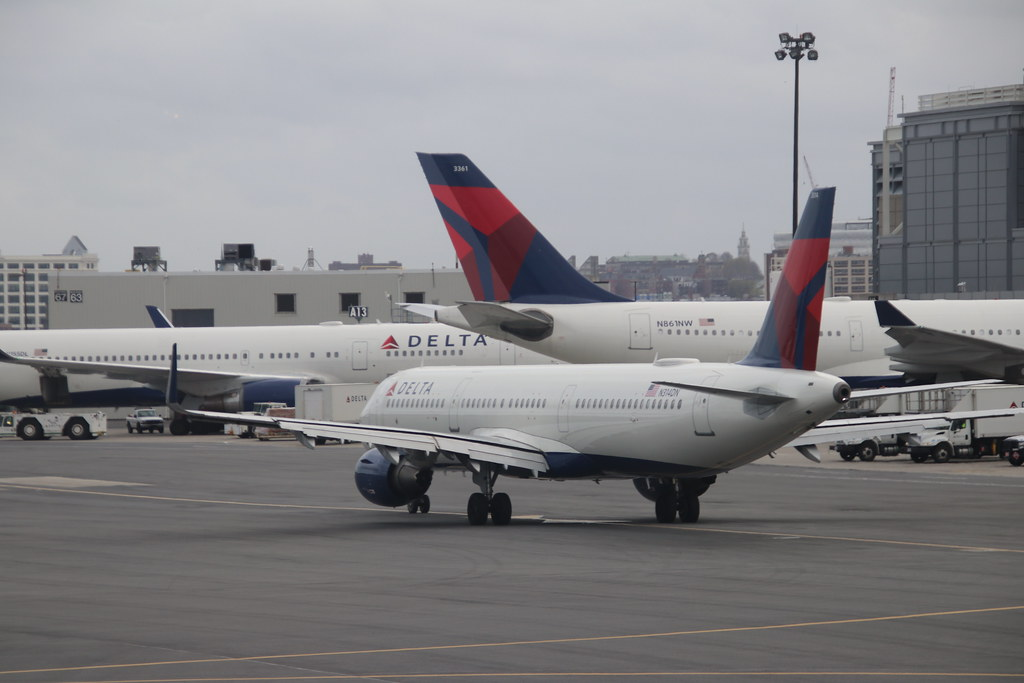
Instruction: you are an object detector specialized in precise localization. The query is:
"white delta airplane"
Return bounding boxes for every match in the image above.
[175,186,1000,525]
[410,153,1024,388]
[0,319,558,435]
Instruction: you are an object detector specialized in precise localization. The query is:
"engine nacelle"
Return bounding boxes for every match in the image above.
[354,448,433,508]
[196,379,309,412]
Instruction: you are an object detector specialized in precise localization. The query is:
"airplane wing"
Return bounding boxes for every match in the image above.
[401,301,553,342]
[177,407,553,474]
[0,348,312,397]
[875,300,1024,382]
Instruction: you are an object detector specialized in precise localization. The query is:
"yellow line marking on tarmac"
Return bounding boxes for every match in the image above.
[38,672,1024,681]
[623,522,1024,553]
[4,483,1023,552]
[0,484,462,516]
[3,605,1021,677]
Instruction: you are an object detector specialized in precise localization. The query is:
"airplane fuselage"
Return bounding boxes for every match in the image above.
[0,322,556,409]
[361,361,849,478]
[436,298,1024,387]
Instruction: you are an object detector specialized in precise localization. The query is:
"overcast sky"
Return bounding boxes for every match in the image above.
[2,1,1022,273]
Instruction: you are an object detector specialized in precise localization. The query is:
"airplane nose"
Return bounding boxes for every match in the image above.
[833,381,852,404]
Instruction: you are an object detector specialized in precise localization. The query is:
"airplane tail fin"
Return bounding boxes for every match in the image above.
[146,305,174,328]
[416,152,629,304]
[739,187,835,371]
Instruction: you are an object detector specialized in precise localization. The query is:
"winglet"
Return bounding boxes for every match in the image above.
[416,152,630,304]
[875,300,916,328]
[146,305,174,328]
[739,186,835,370]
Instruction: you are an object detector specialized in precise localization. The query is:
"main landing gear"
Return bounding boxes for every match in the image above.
[466,463,512,526]
[652,477,715,524]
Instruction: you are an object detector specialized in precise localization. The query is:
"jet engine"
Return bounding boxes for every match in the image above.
[196,378,313,412]
[354,448,433,508]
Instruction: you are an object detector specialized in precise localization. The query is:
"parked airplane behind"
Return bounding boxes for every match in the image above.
[412,153,1024,387]
[177,186,863,524]
[0,322,558,434]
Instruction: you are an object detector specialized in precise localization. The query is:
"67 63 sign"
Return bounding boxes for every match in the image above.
[53,290,84,303]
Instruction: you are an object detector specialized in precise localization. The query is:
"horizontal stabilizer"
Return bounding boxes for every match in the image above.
[791,406,1024,447]
[654,380,792,404]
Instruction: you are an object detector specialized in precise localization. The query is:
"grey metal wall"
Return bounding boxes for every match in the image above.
[48,268,473,329]
[875,101,1024,298]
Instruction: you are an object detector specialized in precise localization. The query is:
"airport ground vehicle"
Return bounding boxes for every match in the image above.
[294,383,374,422]
[1000,436,1024,466]
[126,408,164,433]
[902,385,1024,463]
[0,411,107,440]
[831,433,906,461]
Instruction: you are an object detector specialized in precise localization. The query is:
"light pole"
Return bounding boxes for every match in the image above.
[775,32,818,235]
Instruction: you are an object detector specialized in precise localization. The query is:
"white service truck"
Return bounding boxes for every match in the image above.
[0,411,107,441]
[903,385,1024,463]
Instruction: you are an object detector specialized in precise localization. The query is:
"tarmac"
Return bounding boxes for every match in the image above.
[1,426,1022,682]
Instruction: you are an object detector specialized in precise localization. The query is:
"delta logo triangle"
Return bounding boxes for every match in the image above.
[381,335,400,350]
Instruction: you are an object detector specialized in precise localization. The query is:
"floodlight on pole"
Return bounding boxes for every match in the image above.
[775,31,818,235]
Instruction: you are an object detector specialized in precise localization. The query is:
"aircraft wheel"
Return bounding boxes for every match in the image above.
[406,495,431,514]
[1008,451,1024,467]
[654,493,677,523]
[169,419,190,436]
[932,443,952,463]
[678,493,700,523]
[490,492,512,526]
[467,492,489,525]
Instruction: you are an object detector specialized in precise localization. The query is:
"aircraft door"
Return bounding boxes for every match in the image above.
[847,319,864,352]
[691,375,718,436]
[557,384,576,433]
[352,341,368,371]
[448,378,473,432]
[628,313,652,350]
[500,341,516,365]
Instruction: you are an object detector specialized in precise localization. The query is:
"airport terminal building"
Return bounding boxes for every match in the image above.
[44,267,472,330]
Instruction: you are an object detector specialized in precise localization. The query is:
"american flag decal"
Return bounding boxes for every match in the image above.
[699,318,715,326]
[645,384,658,397]
[33,348,48,356]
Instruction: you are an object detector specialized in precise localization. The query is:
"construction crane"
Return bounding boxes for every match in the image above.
[887,66,896,126]
[803,156,818,189]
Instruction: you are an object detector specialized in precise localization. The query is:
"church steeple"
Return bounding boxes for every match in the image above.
[737,226,750,260]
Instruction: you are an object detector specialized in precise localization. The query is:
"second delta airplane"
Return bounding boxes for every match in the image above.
[411,153,1024,388]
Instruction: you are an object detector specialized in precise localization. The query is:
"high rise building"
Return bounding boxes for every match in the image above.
[872,83,1024,298]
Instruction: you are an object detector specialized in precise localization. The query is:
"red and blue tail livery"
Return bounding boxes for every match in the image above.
[417,153,629,304]
[739,186,835,371]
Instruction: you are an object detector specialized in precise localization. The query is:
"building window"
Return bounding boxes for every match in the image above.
[404,291,425,304]
[340,292,360,312]
[275,293,296,314]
